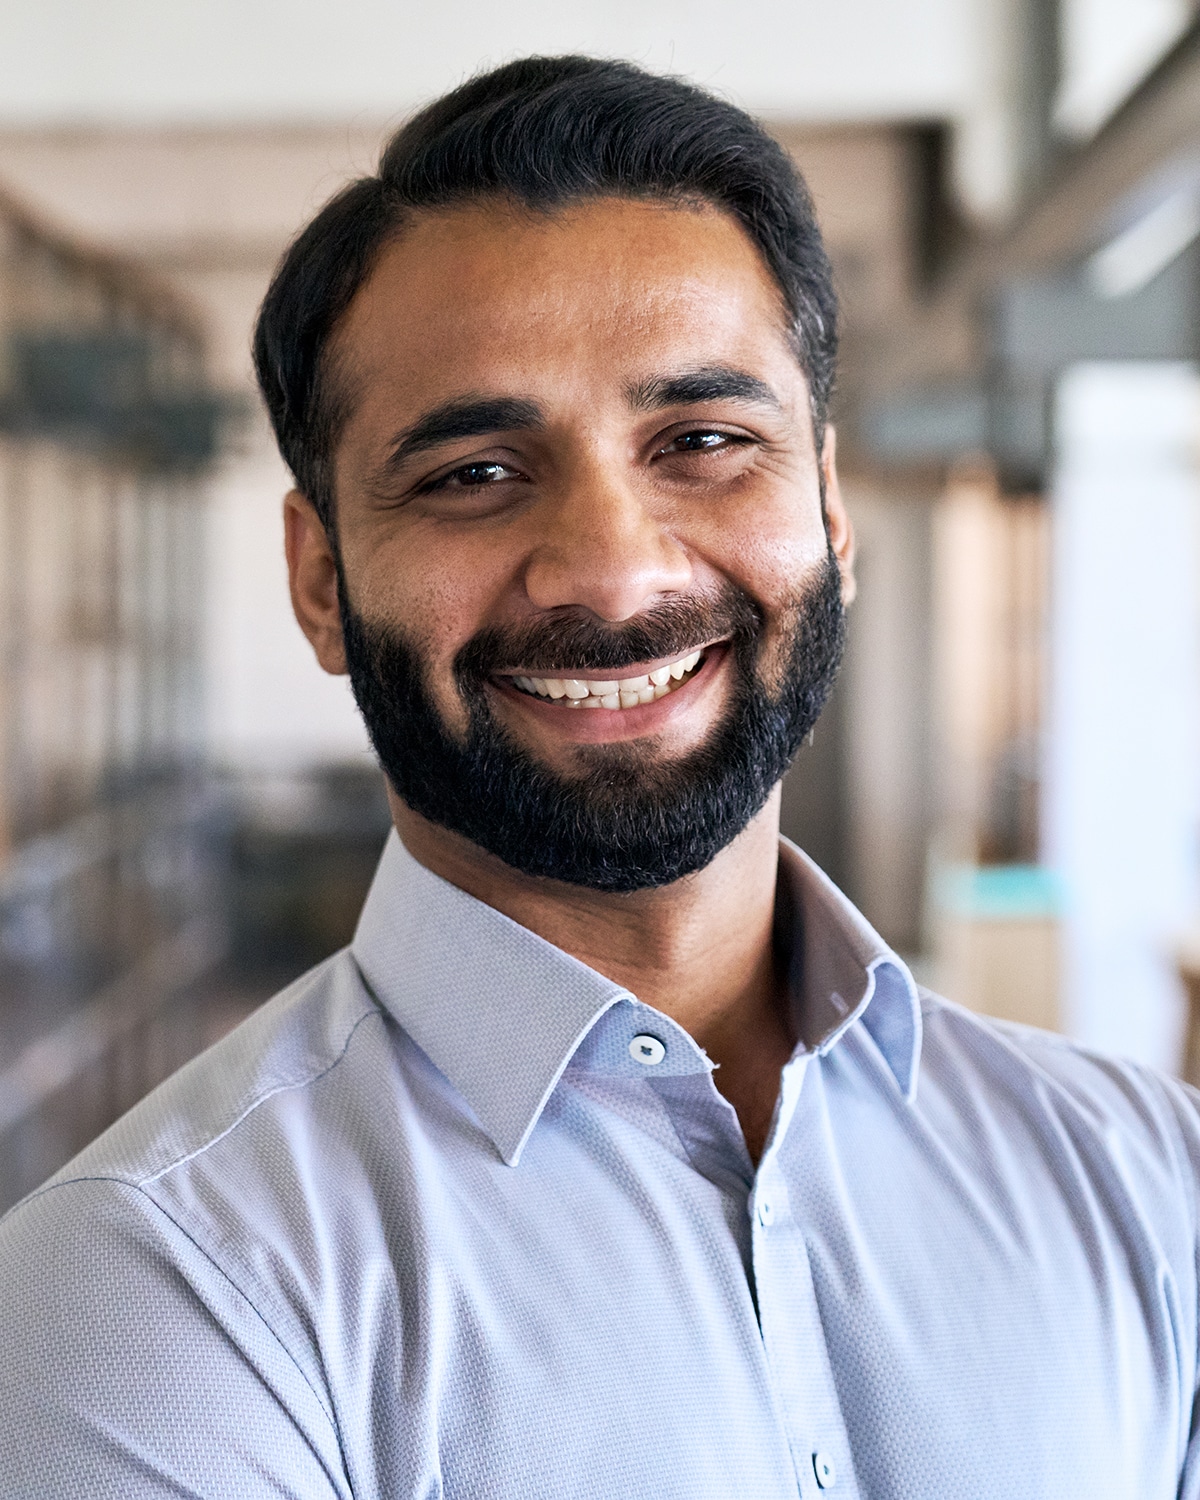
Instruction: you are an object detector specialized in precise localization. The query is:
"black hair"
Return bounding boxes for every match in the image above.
[253,54,838,527]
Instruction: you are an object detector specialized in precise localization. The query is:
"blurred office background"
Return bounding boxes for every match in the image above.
[2,0,1200,1206]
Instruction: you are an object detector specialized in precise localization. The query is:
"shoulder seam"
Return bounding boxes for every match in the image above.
[140,1003,383,1186]
[5,1001,385,1214]
[918,990,1077,1049]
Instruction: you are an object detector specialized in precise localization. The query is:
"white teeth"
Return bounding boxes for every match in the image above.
[511,649,705,708]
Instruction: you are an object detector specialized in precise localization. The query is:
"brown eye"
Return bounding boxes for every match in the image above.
[441,461,518,488]
[659,429,755,457]
[666,431,729,453]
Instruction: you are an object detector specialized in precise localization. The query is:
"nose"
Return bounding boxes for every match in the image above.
[522,467,693,621]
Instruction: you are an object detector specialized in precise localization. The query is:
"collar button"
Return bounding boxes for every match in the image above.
[629,1034,666,1066]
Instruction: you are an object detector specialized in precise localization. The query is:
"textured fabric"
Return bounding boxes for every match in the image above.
[3,833,1200,1498]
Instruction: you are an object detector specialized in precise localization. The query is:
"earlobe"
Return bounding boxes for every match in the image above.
[283,490,349,675]
[820,427,856,607]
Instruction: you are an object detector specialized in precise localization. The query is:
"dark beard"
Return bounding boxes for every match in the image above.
[339,551,845,892]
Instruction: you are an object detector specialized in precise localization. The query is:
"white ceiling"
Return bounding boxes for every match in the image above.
[0,0,977,125]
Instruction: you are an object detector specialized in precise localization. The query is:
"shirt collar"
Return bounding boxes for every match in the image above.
[352,832,922,1165]
[778,838,923,1100]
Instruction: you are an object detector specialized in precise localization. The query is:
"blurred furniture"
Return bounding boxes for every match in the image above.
[224,764,391,977]
[932,863,1060,1031]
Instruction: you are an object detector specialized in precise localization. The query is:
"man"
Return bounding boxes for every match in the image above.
[1,55,1199,1500]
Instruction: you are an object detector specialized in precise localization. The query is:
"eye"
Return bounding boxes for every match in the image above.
[658,429,748,456]
[428,460,523,491]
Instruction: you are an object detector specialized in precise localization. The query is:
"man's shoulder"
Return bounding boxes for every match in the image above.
[5,946,385,1217]
[0,953,386,1494]
[916,987,1200,1208]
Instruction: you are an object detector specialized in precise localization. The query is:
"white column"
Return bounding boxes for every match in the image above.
[1045,362,1200,1069]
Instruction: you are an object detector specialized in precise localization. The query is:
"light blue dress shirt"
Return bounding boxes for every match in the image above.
[3,832,1200,1498]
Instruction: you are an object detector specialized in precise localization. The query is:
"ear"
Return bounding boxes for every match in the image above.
[820,425,856,607]
[283,490,348,675]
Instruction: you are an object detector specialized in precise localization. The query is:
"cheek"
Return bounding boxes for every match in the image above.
[691,493,829,691]
[348,532,512,725]
[692,484,828,617]
[755,592,811,693]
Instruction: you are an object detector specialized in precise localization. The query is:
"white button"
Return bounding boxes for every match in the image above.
[756,1198,775,1227]
[813,1452,836,1489]
[629,1034,666,1066]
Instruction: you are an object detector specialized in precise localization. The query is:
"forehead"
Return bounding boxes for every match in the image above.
[330,197,798,421]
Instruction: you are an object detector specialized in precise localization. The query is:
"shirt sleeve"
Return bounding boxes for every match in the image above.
[0,1176,349,1500]
[1156,1074,1200,1500]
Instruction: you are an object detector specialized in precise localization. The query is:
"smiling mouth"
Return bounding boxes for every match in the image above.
[504,648,706,710]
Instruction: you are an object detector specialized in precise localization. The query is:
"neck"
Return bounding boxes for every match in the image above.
[389,785,796,1163]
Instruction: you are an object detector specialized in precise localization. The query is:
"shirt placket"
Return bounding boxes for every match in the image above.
[751,1056,859,1500]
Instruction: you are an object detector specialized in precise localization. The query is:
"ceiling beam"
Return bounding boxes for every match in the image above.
[983,19,1200,277]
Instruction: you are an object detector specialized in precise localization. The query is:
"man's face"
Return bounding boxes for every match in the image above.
[287,196,854,889]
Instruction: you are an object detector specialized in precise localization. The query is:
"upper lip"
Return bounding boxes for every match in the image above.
[493,639,725,680]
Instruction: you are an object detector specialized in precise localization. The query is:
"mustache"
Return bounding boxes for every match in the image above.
[455,589,764,682]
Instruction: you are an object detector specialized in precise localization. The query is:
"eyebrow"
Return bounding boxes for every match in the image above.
[626,365,783,412]
[379,365,779,478]
[384,396,545,471]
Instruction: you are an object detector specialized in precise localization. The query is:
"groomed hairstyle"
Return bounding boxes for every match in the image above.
[253,54,838,528]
